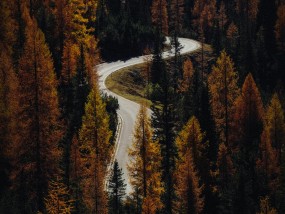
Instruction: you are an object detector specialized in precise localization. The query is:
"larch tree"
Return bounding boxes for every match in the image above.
[257,197,277,214]
[65,0,90,45]
[179,58,194,93]
[69,135,81,213]
[275,4,285,50]
[174,149,204,214]
[208,50,240,146]
[14,15,62,212]
[79,85,111,214]
[232,73,264,213]
[265,93,285,165]
[0,0,19,196]
[176,116,206,170]
[175,116,212,214]
[256,127,279,196]
[128,103,163,214]
[60,39,79,118]
[0,50,19,196]
[45,178,74,214]
[151,0,168,35]
[108,160,126,214]
[277,145,285,212]
[215,143,235,213]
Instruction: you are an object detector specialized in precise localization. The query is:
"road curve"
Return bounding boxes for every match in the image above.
[97,38,200,194]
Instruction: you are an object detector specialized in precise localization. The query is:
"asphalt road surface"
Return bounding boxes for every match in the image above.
[97,37,200,194]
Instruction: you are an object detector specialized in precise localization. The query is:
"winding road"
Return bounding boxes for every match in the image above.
[97,37,200,194]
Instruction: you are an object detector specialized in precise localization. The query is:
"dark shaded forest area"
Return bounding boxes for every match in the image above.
[1,0,285,213]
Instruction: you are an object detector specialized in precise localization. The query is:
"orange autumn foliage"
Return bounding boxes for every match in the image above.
[12,15,62,211]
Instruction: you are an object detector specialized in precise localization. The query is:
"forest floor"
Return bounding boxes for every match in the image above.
[105,44,213,106]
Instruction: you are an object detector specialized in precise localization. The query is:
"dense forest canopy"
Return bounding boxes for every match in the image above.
[1,0,285,213]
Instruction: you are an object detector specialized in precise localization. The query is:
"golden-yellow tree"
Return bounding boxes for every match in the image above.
[179,58,194,92]
[128,103,163,213]
[12,15,62,212]
[45,178,74,214]
[232,73,264,212]
[176,116,206,170]
[151,0,169,35]
[256,127,279,194]
[64,0,90,45]
[79,85,112,214]
[174,149,204,214]
[208,50,240,146]
[265,93,285,164]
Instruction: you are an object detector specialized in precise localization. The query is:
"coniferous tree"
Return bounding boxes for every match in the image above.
[265,93,285,164]
[13,15,62,212]
[45,178,74,214]
[275,4,285,51]
[256,127,279,197]
[277,144,285,212]
[257,196,277,214]
[232,73,264,213]
[174,149,204,214]
[108,161,126,214]
[151,0,168,35]
[215,143,235,213]
[208,50,240,146]
[128,103,163,213]
[79,85,111,213]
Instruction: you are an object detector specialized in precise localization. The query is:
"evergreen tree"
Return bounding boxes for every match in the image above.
[108,161,126,214]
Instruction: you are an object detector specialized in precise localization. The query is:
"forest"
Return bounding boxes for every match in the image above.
[1,0,285,213]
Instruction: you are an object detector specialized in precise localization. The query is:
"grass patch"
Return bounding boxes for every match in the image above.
[105,64,152,107]
[105,43,213,107]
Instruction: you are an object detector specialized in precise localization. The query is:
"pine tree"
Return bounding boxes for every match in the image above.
[108,161,126,214]
[151,73,177,213]
[12,15,62,213]
[128,103,163,213]
[45,178,74,214]
[174,149,204,214]
[208,50,240,146]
